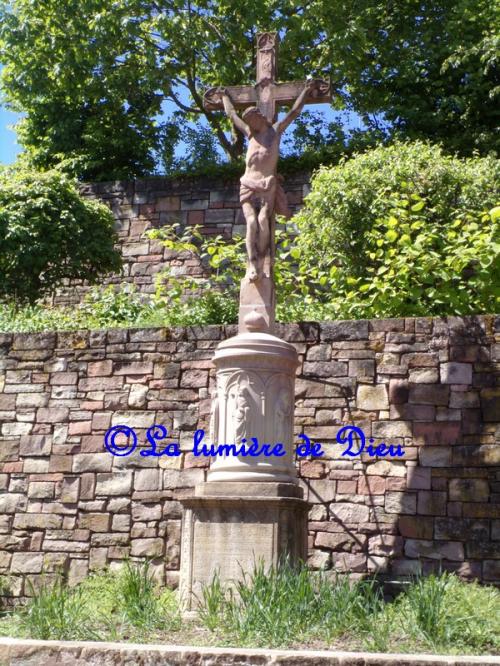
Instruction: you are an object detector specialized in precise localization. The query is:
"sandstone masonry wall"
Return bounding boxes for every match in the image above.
[1,316,499,598]
[53,173,310,306]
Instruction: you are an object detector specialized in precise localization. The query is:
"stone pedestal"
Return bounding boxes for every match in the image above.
[179,324,308,610]
[179,483,308,612]
[207,331,297,482]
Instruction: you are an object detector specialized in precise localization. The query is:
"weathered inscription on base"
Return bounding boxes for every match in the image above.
[192,519,275,586]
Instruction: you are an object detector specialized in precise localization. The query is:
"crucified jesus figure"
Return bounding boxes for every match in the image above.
[219,79,324,282]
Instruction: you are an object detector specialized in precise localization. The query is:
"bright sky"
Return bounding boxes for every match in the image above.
[0,106,22,165]
[0,104,365,169]
[0,60,366,168]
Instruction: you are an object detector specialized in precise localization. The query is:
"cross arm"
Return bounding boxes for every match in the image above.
[204,85,257,111]
[274,79,332,134]
[272,79,332,107]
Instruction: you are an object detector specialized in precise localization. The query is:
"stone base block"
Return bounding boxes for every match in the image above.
[179,488,309,612]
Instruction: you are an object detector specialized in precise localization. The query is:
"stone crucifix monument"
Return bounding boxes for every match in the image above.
[179,32,331,610]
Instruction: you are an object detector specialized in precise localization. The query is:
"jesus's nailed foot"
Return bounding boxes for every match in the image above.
[246,266,262,282]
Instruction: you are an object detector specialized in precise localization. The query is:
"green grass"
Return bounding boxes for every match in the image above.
[0,562,180,644]
[197,561,384,648]
[0,564,498,655]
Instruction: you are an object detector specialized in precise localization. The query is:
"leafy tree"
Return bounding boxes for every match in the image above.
[1,0,497,181]
[0,166,122,303]
[311,0,500,155]
[293,141,500,317]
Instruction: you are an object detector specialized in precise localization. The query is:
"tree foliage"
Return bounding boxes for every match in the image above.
[293,141,500,317]
[0,0,497,180]
[307,0,499,155]
[0,166,122,303]
[150,142,500,319]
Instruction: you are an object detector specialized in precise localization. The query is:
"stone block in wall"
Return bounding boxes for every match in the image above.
[112,515,131,532]
[419,446,452,467]
[365,460,406,476]
[440,362,473,384]
[110,411,155,428]
[398,516,433,539]
[0,494,26,513]
[73,454,112,473]
[356,385,389,410]
[315,531,361,552]
[88,361,113,377]
[180,199,209,210]
[205,209,234,224]
[156,196,180,211]
[36,407,69,423]
[417,491,447,516]
[42,539,90,553]
[484,560,500,581]
[165,521,181,569]
[463,503,500,518]
[348,359,375,380]
[406,467,431,490]
[11,553,43,574]
[368,534,403,556]
[480,388,500,421]
[385,492,417,515]
[449,478,490,502]
[0,438,19,462]
[408,368,439,383]
[330,503,370,524]
[307,479,336,503]
[330,552,367,572]
[1,423,32,437]
[321,321,369,341]
[308,550,331,570]
[452,445,500,466]
[95,472,133,496]
[387,379,409,404]
[134,469,161,491]
[358,476,386,495]
[78,513,110,532]
[28,482,55,499]
[132,503,162,521]
[372,421,412,439]
[434,518,489,542]
[405,539,465,561]
[409,384,449,405]
[68,559,89,586]
[131,538,164,557]
[13,513,63,530]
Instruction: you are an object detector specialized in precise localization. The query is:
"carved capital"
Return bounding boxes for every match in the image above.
[257,32,278,51]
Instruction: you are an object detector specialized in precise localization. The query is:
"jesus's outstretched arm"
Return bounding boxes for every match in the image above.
[219,89,251,138]
[274,79,320,134]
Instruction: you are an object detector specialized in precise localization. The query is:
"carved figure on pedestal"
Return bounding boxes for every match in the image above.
[233,383,252,444]
[219,79,325,282]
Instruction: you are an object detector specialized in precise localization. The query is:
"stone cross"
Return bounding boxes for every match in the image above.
[179,33,330,609]
[204,32,330,333]
[204,32,331,123]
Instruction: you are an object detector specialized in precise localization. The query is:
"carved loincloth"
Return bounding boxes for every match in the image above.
[239,174,291,219]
